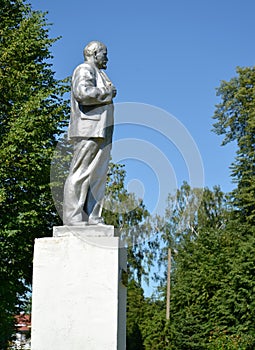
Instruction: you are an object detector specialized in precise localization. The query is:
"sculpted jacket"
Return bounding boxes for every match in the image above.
[68,62,115,139]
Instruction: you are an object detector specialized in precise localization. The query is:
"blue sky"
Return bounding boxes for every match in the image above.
[31,0,255,214]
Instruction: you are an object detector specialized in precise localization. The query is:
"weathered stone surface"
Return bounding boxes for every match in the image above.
[31,226,126,349]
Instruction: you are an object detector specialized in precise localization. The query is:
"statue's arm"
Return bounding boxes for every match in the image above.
[72,65,113,105]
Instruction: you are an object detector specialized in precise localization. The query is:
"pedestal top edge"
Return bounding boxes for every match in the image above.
[53,225,118,238]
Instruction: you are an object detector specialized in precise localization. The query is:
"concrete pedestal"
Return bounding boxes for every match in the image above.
[31,226,127,350]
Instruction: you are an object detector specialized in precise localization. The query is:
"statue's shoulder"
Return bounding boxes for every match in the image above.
[74,62,96,75]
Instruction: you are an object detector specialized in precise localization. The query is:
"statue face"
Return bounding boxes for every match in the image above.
[94,47,108,69]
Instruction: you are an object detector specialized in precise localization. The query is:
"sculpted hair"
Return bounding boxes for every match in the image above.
[83,41,106,59]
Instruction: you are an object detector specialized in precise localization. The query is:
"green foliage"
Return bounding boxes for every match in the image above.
[126,280,172,350]
[0,0,69,347]
[158,183,255,349]
[213,66,255,223]
[158,183,227,287]
[141,307,172,349]
[126,280,145,350]
[208,329,254,350]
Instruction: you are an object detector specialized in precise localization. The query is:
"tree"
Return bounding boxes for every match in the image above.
[0,0,69,347]
[213,66,255,223]
[159,183,255,349]
[126,279,145,350]
[210,65,255,348]
[140,300,171,350]
[161,184,230,349]
[161,66,255,348]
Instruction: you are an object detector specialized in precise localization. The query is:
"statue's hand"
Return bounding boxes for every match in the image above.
[111,85,117,98]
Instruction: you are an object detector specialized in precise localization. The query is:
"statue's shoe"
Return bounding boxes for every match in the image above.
[88,216,105,225]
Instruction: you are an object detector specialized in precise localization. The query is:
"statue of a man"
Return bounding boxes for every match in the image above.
[63,41,117,226]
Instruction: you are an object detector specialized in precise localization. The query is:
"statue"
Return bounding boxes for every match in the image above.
[63,41,117,226]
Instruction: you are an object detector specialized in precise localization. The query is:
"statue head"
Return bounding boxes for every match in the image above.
[83,41,108,69]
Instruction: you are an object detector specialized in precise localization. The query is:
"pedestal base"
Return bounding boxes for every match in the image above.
[31,226,127,350]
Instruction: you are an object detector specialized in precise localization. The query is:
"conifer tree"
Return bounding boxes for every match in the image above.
[213,66,255,223]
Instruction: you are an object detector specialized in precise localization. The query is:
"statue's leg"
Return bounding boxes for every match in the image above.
[63,138,101,225]
[85,136,112,223]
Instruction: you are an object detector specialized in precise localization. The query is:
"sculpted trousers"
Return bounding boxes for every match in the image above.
[63,136,112,225]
